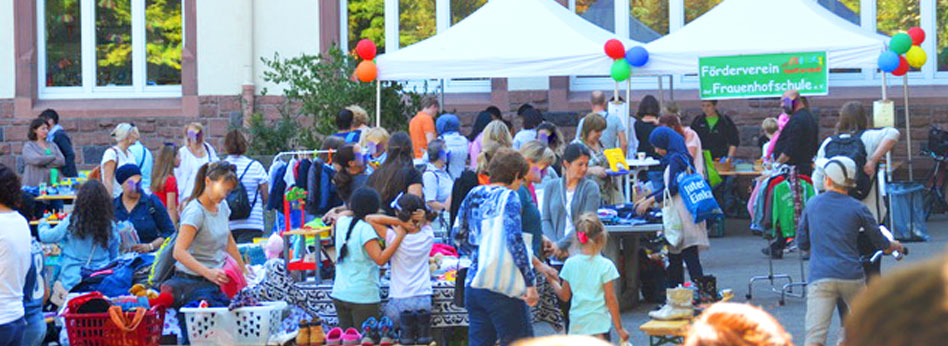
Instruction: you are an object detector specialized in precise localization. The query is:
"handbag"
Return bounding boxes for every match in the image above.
[703,150,722,188]
[676,158,724,224]
[661,187,683,248]
[467,190,528,297]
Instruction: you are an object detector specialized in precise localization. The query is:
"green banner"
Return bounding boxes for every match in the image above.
[698,52,828,100]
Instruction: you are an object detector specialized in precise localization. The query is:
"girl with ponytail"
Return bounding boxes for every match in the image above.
[331,187,406,330]
[166,161,246,311]
[366,194,436,340]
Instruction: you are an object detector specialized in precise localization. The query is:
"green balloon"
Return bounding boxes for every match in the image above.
[611,59,631,81]
[889,33,912,54]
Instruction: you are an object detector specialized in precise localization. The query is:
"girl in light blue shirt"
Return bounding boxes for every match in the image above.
[331,187,406,330]
[545,212,628,343]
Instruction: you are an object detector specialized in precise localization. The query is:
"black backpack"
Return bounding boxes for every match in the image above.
[226,161,259,220]
[823,132,873,200]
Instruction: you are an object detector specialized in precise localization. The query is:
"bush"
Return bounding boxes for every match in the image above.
[251,45,428,153]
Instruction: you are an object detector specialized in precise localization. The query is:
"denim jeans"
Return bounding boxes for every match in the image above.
[465,287,533,346]
[0,317,26,346]
[21,310,46,346]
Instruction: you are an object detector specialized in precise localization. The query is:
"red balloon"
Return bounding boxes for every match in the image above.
[603,39,626,59]
[355,39,377,60]
[891,56,909,76]
[355,60,377,82]
[907,27,925,45]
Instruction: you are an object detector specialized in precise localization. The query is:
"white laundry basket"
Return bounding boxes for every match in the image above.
[180,301,287,345]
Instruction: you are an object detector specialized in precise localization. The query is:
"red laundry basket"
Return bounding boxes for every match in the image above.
[64,306,165,346]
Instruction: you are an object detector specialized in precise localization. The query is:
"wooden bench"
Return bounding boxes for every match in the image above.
[639,319,690,346]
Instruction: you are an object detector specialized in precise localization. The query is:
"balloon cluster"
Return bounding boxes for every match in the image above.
[877,27,926,76]
[354,39,378,82]
[603,39,649,82]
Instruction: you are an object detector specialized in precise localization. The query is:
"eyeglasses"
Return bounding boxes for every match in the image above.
[163,142,176,147]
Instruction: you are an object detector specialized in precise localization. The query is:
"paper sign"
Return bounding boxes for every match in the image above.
[698,51,828,99]
[873,100,895,128]
[604,148,627,172]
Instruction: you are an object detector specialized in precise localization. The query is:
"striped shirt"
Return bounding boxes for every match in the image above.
[225,155,268,231]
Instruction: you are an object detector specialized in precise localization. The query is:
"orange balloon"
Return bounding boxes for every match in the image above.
[355,60,377,82]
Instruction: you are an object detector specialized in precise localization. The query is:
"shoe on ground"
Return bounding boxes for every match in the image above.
[378,316,396,346]
[648,287,694,320]
[326,327,344,346]
[310,318,326,346]
[360,317,379,346]
[297,319,311,346]
[342,328,362,345]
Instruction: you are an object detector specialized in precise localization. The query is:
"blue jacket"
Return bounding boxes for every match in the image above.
[39,217,120,291]
[114,193,175,244]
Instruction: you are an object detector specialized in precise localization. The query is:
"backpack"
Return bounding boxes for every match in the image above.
[226,160,259,221]
[823,132,872,200]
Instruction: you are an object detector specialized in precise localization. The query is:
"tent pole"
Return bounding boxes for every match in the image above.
[903,74,912,181]
[440,79,446,114]
[669,75,674,101]
[376,80,382,127]
[614,82,619,103]
[657,76,664,113]
[626,78,631,155]
[881,71,888,101]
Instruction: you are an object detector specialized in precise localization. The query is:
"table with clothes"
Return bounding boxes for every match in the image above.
[598,204,664,310]
[245,258,565,331]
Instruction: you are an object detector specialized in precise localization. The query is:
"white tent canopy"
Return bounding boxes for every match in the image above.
[638,0,889,75]
[375,0,641,80]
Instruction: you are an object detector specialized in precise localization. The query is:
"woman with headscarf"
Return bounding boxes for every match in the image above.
[634,127,709,289]
[467,111,495,170]
[436,114,469,179]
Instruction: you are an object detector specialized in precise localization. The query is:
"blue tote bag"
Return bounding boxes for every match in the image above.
[675,159,724,224]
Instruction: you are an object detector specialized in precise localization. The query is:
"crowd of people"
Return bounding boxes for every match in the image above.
[0,88,938,346]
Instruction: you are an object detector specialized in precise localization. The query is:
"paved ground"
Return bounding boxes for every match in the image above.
[533,215,948,345]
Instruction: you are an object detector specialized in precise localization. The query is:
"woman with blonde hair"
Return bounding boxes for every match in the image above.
[470,120,513,172]
[348,105,371,131]
[359,127,391,174]
[101,123,140,197]
[175,122,219,205]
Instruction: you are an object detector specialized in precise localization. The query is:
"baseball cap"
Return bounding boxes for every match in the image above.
[818,156,857,188]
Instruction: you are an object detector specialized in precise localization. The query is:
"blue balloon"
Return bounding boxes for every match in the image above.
[625,46,649,67]
[877,51,900,73]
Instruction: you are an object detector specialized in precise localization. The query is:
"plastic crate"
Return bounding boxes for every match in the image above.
[64,307,165,346]
[180,301,287,345]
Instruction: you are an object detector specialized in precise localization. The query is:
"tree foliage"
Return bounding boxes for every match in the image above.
[939,0,948,71]
[255,45,428,153]
[631,0,669,35]
[684,0,721,23]
[875,0,920,36]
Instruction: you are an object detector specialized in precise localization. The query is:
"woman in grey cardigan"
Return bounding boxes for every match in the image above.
[541,143,601,260]
[22,118,65,187]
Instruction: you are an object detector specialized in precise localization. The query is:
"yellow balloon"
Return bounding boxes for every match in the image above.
[906,45,927,68]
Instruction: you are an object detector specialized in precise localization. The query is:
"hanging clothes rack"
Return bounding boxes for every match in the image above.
[273,149,336,164]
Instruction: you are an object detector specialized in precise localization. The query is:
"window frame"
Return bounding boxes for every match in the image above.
[36,0,183,100]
